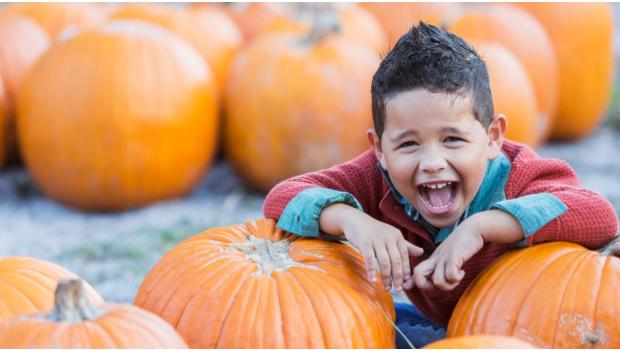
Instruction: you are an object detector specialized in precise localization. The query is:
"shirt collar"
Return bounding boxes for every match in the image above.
[377,152,511,243]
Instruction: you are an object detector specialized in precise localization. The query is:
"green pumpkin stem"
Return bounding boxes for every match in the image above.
[300,3,341,45]
[49,279,99,323]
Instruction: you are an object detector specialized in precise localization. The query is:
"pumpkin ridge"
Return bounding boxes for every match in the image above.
[147,251,231,321]
[550,250,593,346]
[0,281,39,314]
[286,267,327,347]
[473,247,532,334]
[292,268,349,347]
[214,267,260,347]
[171,255,252,330]
[587,252,614,347]
[235,273,260,348]
[506,246,576,341]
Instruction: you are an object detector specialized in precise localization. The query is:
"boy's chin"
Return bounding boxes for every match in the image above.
[420,209,463,229]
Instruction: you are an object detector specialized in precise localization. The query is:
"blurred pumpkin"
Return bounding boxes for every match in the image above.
[260,4,388,54]
[2,3,107,39]
[0,15,50,163]
[111,3,242,92]
[135,218,395,348]
[448,239,620,348]
[449,4,558,144]
[192,2,287,43]
[17,21,219,211]
[0,257,102,322]
[425,334,535,348]
[516,3,614,140]
[475,41,539,147]
[0,279,188,348]
[225,23,379,191]
[361,2,464,48]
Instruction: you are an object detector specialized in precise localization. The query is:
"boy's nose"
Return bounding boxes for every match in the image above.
[419,147,447,173]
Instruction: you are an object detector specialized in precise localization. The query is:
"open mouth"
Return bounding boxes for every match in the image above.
[417,181,458,215]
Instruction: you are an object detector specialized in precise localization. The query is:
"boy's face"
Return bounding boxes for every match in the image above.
[369,88,506,228]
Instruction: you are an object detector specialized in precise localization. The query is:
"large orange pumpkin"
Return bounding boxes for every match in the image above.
[224,30,379,191]
[135,219,395,348]
[260,4,388,55]
[448,239,620,348]
[516,3,614,140]
[425,335,535,348]
[192,2,288,43]
[0,279,188,348]
[475,41,539,147]
[111,3,242,92]
[361,3,464,48]
[2,3,107,39]
[0,257,103,322]
[17,21,219,211]
[449,4,558,144]
[0,15,50,163]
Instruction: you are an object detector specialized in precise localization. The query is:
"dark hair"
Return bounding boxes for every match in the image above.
[371,22,493,138]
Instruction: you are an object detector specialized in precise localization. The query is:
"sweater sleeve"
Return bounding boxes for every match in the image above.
[503,145,618,249]
[263,149,384,230]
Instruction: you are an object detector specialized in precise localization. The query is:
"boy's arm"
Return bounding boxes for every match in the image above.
[263,149,383,237]
[491,151,618,249]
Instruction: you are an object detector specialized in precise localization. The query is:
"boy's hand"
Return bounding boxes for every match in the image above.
[413,215,485,291]
[341,213,424,292]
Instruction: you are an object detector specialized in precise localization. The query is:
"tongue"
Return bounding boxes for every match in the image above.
[428,186,453,207]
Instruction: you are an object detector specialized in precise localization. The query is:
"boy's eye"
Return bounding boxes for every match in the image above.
[399,141,419,148]
[444,136,464,143]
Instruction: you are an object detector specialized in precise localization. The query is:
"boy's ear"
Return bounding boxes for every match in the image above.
[367,128,387,168]
[487,114,506,159]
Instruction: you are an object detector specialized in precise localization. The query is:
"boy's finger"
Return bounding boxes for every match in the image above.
[431,259,448,290]
[361,245,378,283]
[407,242,424,257]
[387,242,404,291]
[398,241,412,281]
[403,277,415,290]
[374,245,392,290]
[445,261,462,283]
[413,258,434,290]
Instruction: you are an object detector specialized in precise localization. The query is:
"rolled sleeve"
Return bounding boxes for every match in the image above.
[276,187,363,237]
[491,193,568,247]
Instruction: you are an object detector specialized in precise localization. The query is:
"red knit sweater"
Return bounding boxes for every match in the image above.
[263,140,618,326]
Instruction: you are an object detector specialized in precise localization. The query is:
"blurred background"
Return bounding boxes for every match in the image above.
[0,2,619,303]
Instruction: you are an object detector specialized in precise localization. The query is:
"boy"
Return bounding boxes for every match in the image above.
[263,23,618,347]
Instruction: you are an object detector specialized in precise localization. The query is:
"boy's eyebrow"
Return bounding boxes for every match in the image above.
[390,127,467,142]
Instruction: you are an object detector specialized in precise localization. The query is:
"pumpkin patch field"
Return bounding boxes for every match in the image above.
[1,2,620,348]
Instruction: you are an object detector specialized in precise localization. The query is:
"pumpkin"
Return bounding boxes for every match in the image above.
[1,3,107,39]
[192,2,288,43]
[224,25,379,191]
[516,3,614,140]
[260,4,388,54]
[135,219,395,348]
[0,15,50,163]
[448,239,620,348]
[0,257,103,322]
[0,279,188,348]
[17,21,219,211]
[449,4,558,144]
[474,41,539,147]
[424,334,535,348]
[111,3,242,92]
[361,3,464,48]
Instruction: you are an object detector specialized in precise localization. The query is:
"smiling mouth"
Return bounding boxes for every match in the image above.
[417,181,458,212]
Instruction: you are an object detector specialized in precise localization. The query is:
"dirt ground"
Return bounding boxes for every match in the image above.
[1,124,620,304]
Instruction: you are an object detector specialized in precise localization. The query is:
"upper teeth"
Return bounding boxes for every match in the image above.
[423,182,452,189]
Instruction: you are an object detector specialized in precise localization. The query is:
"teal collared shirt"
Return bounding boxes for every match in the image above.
[277,153,567,247]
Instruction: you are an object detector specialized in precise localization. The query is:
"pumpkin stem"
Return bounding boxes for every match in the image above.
[299,3,341,45]
[598,236,620,258]
[49,279,99,323]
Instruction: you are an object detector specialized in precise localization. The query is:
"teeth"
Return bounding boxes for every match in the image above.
[423,181,452,189]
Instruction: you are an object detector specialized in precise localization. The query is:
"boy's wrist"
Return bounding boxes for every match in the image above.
[470,210,524,244]
[320,203,364,238]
